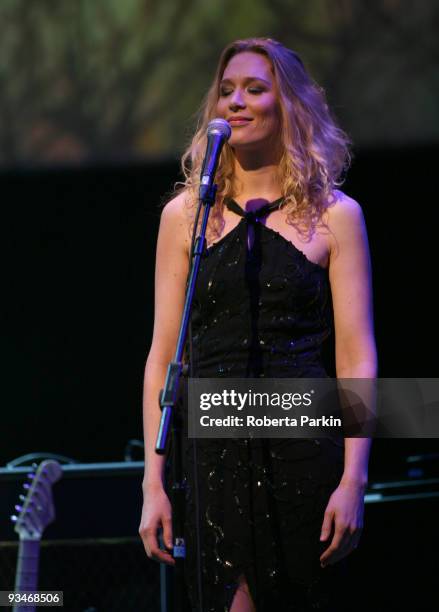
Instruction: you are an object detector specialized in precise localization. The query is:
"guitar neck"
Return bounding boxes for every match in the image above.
[14,539,40,611]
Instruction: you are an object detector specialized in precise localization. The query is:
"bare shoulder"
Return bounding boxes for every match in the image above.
[325,189,367,259]
[160,190,191,226]
[160,191,192,259]
[326,189,365,225]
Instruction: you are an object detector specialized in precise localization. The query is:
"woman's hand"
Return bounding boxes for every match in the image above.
[139,483,175,566]
[319,479,365,568]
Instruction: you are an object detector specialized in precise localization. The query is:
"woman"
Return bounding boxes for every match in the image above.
[140,37,377,611]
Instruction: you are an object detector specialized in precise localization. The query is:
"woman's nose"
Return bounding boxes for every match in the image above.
[229,89,245,109]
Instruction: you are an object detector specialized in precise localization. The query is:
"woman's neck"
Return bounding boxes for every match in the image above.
[232,149,282,202]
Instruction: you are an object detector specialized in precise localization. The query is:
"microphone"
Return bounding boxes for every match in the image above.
[199,118,232,201]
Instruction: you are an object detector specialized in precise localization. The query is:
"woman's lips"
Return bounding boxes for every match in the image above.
[228,118,253,126]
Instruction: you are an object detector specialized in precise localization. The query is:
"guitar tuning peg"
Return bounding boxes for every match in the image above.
[11,515,18,522]
[19,494,26,502]
[32,462,38,469]
[15,504,23,512]
[27,473,35,480]
[23,483,30,490]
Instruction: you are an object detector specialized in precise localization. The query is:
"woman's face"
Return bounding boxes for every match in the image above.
[216,51,280,151]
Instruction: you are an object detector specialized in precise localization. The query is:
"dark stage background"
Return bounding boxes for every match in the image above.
[2,147,438,472]
[2,148,438,612]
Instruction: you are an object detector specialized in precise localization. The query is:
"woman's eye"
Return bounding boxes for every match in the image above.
[219,86,265,97]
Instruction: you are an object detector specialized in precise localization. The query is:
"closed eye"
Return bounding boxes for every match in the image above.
[219,86,266,97]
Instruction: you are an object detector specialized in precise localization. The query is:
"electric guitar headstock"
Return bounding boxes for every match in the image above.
[11,460,62,540]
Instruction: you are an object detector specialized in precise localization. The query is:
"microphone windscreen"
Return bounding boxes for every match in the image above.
[207,118,232,140]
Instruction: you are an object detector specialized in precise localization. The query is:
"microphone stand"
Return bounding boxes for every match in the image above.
[156,183,217,612]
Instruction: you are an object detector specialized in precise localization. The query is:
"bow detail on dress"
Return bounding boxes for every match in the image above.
[225,197,284,224]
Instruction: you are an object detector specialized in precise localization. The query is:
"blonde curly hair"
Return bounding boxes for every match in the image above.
[170,37,352,241]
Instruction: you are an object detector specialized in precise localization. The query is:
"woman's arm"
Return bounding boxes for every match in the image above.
[139,192,191,566]
[319,190,377,568]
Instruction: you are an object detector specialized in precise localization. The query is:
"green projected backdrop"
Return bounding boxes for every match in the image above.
[0,0,438,167]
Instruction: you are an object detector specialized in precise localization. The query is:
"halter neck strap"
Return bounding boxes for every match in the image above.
[225,197,284,224]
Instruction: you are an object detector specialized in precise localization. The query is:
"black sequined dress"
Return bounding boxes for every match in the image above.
[174,198,347,612]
